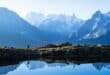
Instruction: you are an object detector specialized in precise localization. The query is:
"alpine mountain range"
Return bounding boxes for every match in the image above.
[0,7,110,48]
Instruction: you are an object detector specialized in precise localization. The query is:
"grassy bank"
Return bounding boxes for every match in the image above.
[0,44,110,62]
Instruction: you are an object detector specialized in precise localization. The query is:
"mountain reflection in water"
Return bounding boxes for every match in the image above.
[0,60,110,75]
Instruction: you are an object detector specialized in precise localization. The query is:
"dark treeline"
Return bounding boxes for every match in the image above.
[0,43,110,63]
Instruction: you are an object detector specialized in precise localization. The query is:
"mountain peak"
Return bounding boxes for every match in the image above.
[0,7,11,13]
[92,10,102,18]
[107,11,110,15]
[0,7,8,10]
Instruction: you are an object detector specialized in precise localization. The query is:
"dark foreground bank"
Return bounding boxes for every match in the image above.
[0,45,110,63]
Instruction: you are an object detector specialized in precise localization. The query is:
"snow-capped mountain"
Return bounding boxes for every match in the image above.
[39,14,83,35]
[37,14,83,44]
[73,11,110,44]
[25,12,45,27]
[0,8,84,48]
[25,13,83,44]
[1,7,109,47]
[26,13,83,34]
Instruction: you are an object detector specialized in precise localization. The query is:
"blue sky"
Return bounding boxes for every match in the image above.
[0,0,110,20]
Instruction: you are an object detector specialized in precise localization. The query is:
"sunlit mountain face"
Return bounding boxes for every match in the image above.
[74,11,110,45]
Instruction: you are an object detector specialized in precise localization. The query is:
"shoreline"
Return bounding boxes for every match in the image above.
[0,45,110,66]
[0,45,110,61]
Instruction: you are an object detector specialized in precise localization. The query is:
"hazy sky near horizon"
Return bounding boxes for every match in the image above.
[0,0,110,20]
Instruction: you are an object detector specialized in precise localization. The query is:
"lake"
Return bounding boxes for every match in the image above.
[0,60,110,75]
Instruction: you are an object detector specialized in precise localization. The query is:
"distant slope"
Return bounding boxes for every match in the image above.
[0,8,45,48]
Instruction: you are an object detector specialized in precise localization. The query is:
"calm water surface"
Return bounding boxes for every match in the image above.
[0,60,110,75]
